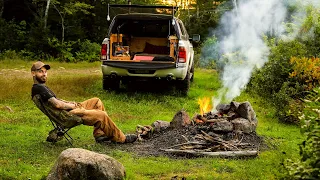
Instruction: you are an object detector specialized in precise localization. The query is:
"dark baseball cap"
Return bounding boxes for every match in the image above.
[31,61,50,71]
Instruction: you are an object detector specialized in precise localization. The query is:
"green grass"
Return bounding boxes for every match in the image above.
[0,60,303,179]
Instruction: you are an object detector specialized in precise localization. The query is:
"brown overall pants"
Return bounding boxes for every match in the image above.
[69,97,126,143]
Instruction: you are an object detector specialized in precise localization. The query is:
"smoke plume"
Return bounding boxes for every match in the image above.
[202,0,320,109]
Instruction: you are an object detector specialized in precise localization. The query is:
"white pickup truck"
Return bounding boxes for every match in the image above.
[100,5,200,95]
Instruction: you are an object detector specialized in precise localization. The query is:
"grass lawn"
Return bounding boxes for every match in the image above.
[0,59,302,179]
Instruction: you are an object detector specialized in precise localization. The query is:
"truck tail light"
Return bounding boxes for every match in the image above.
[101,44,108,60]
[178,47,186,63]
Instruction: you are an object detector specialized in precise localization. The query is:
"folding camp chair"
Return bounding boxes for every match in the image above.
[32,94,83,146]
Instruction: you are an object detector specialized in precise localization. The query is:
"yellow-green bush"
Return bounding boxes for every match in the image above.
[289,57,320,90]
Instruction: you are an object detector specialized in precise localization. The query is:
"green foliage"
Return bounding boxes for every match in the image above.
[62,1,94,15]
[74,39,100,62]
[26,21,51,58]
[296,5,320,58]
[0,19,27,52]
[0,50,22,60]
[199,36,219,69]
[48,37,76,62]
[284,87,320,179]
[47,38,100,62]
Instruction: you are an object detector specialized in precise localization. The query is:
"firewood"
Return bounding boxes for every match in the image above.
[181,135,189,142]
[165,141,208,149]
[181,145,204,150]
[200,130,239,150]
[160,149,258,157]
[200,130,224,143]
[202,135,216,143]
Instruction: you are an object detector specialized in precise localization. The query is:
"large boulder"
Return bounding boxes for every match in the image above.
[235,101,257,125]
[47,148,125,180]
[232,118,256,134]
[170,109,191,129]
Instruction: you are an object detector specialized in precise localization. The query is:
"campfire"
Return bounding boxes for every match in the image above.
[135,99,261,158]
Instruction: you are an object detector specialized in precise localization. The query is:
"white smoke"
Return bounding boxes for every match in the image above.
[204,0,320,110]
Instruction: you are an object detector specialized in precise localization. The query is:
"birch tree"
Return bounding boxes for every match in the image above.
[44,0,51,29]
[51,0,93,43]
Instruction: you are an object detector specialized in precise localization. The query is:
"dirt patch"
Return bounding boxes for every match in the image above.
[102,125,265,158]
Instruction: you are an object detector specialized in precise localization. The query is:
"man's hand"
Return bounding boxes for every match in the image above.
[48,97,78,110]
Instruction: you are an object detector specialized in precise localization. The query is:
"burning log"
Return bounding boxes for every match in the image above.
[193,101,258,134]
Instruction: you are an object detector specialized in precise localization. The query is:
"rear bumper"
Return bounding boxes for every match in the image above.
[102,60,176,69]
[101,60,187,80]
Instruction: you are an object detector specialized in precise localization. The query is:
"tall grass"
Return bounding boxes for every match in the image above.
[0,60,302,179]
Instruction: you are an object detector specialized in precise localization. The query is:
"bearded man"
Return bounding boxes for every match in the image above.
[31,61,137,143]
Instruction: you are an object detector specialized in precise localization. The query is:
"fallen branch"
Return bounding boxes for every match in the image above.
[160,149,258,157]
[201,130,239,150]
[165,141,208,149]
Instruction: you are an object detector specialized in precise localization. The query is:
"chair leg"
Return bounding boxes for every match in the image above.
[63,132,73,146]
[47,127,74,146]
[62,128,73,146]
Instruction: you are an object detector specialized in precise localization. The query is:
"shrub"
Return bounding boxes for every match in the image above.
[47,38,100,62]
[25,21,51,58]
[284,87,320,179]
[248,40,308,123]
[74,39,100,62]
[48,37,76,62]
[0,19,27,52]
[0,50,20,60]
[200,36,218,69]
[289,57,320,90]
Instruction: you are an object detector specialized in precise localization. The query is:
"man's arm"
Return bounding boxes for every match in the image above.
[48,97,77,110]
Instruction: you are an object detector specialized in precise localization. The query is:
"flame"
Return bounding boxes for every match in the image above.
[198,97,212,116]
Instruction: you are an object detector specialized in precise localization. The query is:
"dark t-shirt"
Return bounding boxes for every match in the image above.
[31,84,56,102]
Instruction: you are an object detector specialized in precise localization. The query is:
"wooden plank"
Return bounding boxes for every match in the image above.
[160,149,258,157]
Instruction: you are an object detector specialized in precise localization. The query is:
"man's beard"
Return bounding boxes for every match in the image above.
[36,76,46,83]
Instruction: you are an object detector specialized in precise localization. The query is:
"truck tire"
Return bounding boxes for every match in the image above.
[103,77,120,90]
[176,71,190,96]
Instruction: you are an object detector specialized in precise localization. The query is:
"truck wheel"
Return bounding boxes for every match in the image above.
[103,77,120,90]
[176,72,190,96]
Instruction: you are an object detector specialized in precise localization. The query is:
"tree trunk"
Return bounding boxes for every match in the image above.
[187,0,190,25]
[196,5,199,18]
[61,17,65,43]
[52,4,64,43]
[0,0,4,18]
[44,0,51,29]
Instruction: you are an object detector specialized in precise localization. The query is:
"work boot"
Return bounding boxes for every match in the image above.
[46,128,64,143]
[124,134,138,143]
[95,136,111,143]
